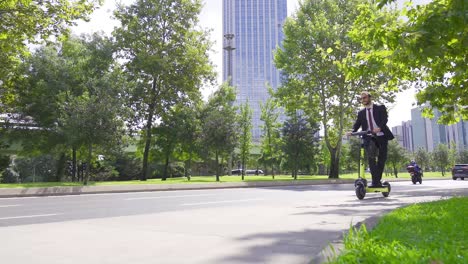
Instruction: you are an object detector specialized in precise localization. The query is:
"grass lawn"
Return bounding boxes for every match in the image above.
[0,174,354,188]
[326,196,468,264]
[0,171,450,189]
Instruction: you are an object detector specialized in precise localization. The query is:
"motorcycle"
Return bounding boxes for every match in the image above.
[406,165,423,184]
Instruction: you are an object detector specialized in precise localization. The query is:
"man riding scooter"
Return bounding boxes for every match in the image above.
[346,91,395,187]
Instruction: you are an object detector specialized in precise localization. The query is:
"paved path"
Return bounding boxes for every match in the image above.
[0,179,467,264]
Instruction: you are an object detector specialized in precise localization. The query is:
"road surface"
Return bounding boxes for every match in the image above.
[0,179,467,264]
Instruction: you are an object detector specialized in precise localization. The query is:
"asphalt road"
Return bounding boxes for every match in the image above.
[0,179,467,264]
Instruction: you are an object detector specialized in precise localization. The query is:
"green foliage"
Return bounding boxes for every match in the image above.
[414,147,431,171]
[112,152,142,181]
[274,0,396,179]
[11,34,127,183]
[281,114,320,179]
[200,82,238,181]
[238,101,253,179]
[259,93,283,178]
[113,0,214,180]
[328,197,468,263]
[387,140,408,177]
[432,144,450,175]
[456,149,468,164]
[0,0,101,106]
[2,155,56,183]
[352,0,468,123]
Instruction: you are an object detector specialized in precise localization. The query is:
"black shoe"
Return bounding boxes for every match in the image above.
[369,183,382,188]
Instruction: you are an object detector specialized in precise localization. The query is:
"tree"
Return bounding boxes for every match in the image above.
[0,0,101,108]
[200,83,238,181]
[13,34,126,183]
[113,0,214,181]
[151,115,178,181]
[238,101,252,180]
[171,102,203,180]
[260,95,282,178]
[150,102,201,181]
[433,144,450,176]
[456,149,468,164]
[387,140,408,178]
[448,142,457,168]
[414,147,430,172]
[274,0,396,179]
[354,0,468,123]
[281,114,319,180]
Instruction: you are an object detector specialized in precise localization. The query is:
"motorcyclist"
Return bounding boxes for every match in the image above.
[409,160,422,177]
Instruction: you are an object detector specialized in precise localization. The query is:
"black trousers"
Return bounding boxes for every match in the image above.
[365,137,388,185]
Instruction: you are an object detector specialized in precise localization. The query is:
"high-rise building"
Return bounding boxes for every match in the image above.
[409,107,467,152]
[411,107,428,151]
[392,121,414,152]
[223,0,287,140]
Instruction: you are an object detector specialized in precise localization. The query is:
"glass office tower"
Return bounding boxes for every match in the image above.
[223,0,287,141]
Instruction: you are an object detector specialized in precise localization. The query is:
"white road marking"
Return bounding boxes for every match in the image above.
[125,194,215,200]
[0,204,21,208]
[181,198,265,206]
[0,213,61,220]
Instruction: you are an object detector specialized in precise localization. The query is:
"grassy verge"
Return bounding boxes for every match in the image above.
[327,197,468,264]
[0,171,450,188]
[0,175,356,188]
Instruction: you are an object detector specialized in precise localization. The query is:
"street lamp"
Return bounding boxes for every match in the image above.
[223,33,235,86]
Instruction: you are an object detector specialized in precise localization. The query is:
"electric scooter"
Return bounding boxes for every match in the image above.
[351,131,391,200]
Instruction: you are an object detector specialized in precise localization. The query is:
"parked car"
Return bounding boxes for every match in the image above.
[231,169,264,175]
[452,164,468,180]
[231,169,242,175]
[246,169,264,175]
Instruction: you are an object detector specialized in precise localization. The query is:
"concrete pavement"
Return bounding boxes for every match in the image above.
[0,179,466,264]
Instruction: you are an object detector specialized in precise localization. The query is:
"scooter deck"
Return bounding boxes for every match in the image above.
[366,186,390,192]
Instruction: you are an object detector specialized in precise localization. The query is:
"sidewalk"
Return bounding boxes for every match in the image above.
[0,177,445,198]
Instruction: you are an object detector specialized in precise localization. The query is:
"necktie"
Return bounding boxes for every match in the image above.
[368,108,374,131]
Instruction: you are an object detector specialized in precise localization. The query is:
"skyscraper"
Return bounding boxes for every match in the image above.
[223,0,287,140]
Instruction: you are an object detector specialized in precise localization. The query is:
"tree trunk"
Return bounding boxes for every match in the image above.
[72,147,77,182]
[84,144,92,186]
[228,154,232,176]
[162,154,169,181]
[393,165,398,178]
[329,148,340,179]
[55,152,66,182]
[185,155,192,180]
[141,80,158,181]
[215,151,220,182]
[241,157,245,181]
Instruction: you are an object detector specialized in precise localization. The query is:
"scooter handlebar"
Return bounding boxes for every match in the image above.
[350,130,374,136]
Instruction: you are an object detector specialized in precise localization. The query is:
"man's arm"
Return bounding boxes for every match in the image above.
[352,110,362,132]
[376,104,389,128]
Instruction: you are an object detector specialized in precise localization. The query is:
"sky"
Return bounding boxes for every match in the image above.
[73,0,432,128]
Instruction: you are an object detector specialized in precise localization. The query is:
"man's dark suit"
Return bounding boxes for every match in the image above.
[352,104,394,186]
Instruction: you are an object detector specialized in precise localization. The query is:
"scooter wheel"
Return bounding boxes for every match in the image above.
[418,177,422,184]
[412,177,417,184]
[355,184,366,200]
[382,181,391,197]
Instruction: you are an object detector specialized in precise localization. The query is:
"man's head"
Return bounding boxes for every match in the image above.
[360,91,372,106]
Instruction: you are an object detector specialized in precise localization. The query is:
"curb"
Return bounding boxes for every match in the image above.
[311,212,391,264]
